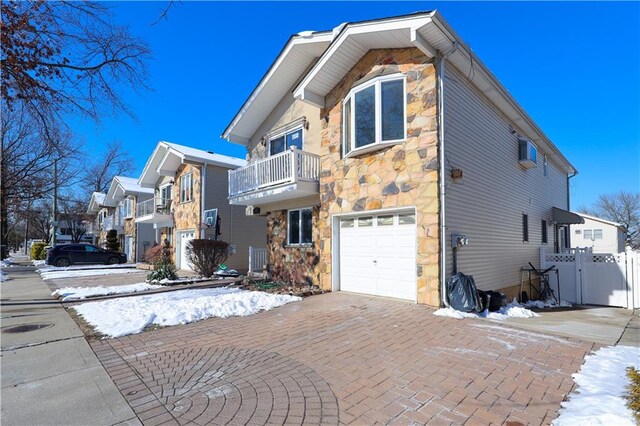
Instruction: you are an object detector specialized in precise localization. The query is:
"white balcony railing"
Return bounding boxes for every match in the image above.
[229,148,320,197]
[136,198,172,218]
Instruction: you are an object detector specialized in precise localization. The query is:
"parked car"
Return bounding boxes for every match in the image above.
[46,244,127,267]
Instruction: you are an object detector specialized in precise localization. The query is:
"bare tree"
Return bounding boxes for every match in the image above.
[580,191,640,249]
[82,141,135,195]
[59,196,91,243]
[27,203,53,244]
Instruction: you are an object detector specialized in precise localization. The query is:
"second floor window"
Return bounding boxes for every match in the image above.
[269,128,303,156]
[180,173,193,203]
[160,184,172,208]
[343,74,406,156]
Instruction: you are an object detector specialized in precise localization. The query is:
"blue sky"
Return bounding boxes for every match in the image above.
[79,1,639,209]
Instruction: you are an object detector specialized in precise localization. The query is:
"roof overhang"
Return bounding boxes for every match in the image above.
[86,192,111,214]
[139,143,183,187]
[553,207,585,225]
[292,10,577,175]
[573,212,626,230]
[221,31,334,145]
[105,176,154,203]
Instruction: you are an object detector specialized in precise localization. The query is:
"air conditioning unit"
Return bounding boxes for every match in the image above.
[518,138,537,168]
[245,206,261,216]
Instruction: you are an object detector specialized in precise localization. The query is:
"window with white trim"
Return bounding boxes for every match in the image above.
[180,173,193,203]
[583,229,603,240]
[288,208,312,245]
[269,127,303,156]
[343,74,406,156]
[122,198,133,219]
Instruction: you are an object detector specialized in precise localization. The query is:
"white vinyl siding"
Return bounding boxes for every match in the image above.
[203,164,266,272]
[443,63,569,291]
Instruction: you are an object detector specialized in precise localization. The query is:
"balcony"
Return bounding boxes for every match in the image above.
[228,148,320,206]
[135,198,173,225]
[102,215,123,232]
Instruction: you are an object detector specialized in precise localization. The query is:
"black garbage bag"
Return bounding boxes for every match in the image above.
[446,272,482,312]
[477,290,507,312]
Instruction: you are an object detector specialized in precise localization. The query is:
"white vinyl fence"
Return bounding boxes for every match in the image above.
[248,246,268,276]
[540,248,640,309]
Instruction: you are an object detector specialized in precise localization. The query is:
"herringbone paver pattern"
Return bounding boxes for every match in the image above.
[90,293,595,425]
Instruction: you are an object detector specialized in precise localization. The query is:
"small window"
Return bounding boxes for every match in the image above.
[358,217,373,227]
[377,215,393,226]
[180,173,193,203]
[288,208,312,245]
[575,229,582,234]
[584,229,593,240]
[593,229,603,240]
[398,213,416,225]
[343,75,406,156]
[340,218,354,228]
[541,220,548,244]
[270,128,303,156]
[522,214,529,242]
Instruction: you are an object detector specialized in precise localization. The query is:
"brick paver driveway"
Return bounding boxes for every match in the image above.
[91,293,594,425]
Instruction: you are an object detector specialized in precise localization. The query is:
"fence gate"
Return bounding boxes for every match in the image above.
[540,248,639,309]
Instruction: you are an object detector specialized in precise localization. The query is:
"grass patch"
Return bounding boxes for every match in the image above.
[66,307,106,341]
[626,366,640,423]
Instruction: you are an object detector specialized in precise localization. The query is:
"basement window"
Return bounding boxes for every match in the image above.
[343,74,406,157]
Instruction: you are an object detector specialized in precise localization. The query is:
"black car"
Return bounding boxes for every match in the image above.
[46,244,127,267]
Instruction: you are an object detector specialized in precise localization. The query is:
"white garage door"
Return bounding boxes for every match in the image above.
[178,231,195,271]
[339,211,416,301]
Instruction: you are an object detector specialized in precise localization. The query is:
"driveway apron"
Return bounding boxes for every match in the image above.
[91,293,594,425]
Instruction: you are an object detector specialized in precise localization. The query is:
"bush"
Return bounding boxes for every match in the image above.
[106,229,120,251]
[146,240,177,283]
[186,239,230,278]
[30,242,47,260]
[626,366,640,423]
[143,244,172,264]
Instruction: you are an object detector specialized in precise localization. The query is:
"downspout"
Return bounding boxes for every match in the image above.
[566,171,577,248]
[437,42,458,308]
[201,164,207,238]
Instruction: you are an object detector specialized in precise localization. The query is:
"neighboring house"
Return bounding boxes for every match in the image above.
[86,191,113,247]
[136,141,265,272]
[222,11,582,306]
[571,213,627,253]
[104,176,155,262]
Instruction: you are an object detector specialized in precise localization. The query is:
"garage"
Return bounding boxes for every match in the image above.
[177,230,195,271]
[338,211,417,301]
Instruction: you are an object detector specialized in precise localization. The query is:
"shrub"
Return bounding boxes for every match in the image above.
[30,242,47,260]
[105,229,120,251]
[146,240,177,283]
[626,366,640,423]
[186,239,230,278]
[143,244,172,264]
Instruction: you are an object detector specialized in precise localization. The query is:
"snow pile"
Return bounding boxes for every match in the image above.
[0,271,9,282]
[434,299,539,320]
[73,288,302,338]
[1,257,17,267]
[554,345,640,426]
[37,263,135,273]
[52,283,163,301]
[32,260,46,267]
[524,299,572,309]
[40,268,141,280]
[153,277,212,285]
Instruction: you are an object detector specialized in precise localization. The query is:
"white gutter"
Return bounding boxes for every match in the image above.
[438,41,458,308]
[200,164,207,238]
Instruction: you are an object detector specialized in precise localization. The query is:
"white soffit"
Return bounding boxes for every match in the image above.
[223,33,333,145]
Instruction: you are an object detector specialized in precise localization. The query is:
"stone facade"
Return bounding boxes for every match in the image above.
[124,197,137,260]
[173,163,202,239]
[266,207,321,286]
[316,48,441,306]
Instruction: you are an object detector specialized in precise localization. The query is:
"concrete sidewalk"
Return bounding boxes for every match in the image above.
[1,267,139,425]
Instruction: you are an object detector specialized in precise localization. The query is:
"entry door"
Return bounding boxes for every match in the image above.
[178,231,195,270]
[339,212,416,301]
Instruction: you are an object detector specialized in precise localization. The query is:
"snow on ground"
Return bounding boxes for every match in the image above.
[554,345,640,426]
[1,257,15,268]
[524,299,572,309]
[37,263,137,273]
[32,260,46,267]
[151,276,212,285]
[73,288,301,338]
[434,299,539,320]
[52,283,163,301]
[0,271,9,282]
[39,268,142,280]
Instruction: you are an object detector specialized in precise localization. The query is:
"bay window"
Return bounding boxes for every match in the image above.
[343,74,406,156]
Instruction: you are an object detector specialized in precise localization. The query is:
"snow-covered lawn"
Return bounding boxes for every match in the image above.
[72,288,301,338]
[1,257,16,268]
[52,283,163,301]
[554,345,640,425]
[433,299,539,320]
[32,260,46,267]
[37,263,136,273]
[150,276,212,285]
[39,268,142,280]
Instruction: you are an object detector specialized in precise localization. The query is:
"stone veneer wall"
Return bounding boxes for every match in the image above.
[124,197,136,260]
[173,164,202,241]
[317,48,441,306]
[266,207,321,286]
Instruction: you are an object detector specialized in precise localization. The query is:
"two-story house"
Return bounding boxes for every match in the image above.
[104,176,155,262]
[136,141,265,272]
[223,11,583,306]
[87,191,112,247]
[571,213,627,253]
